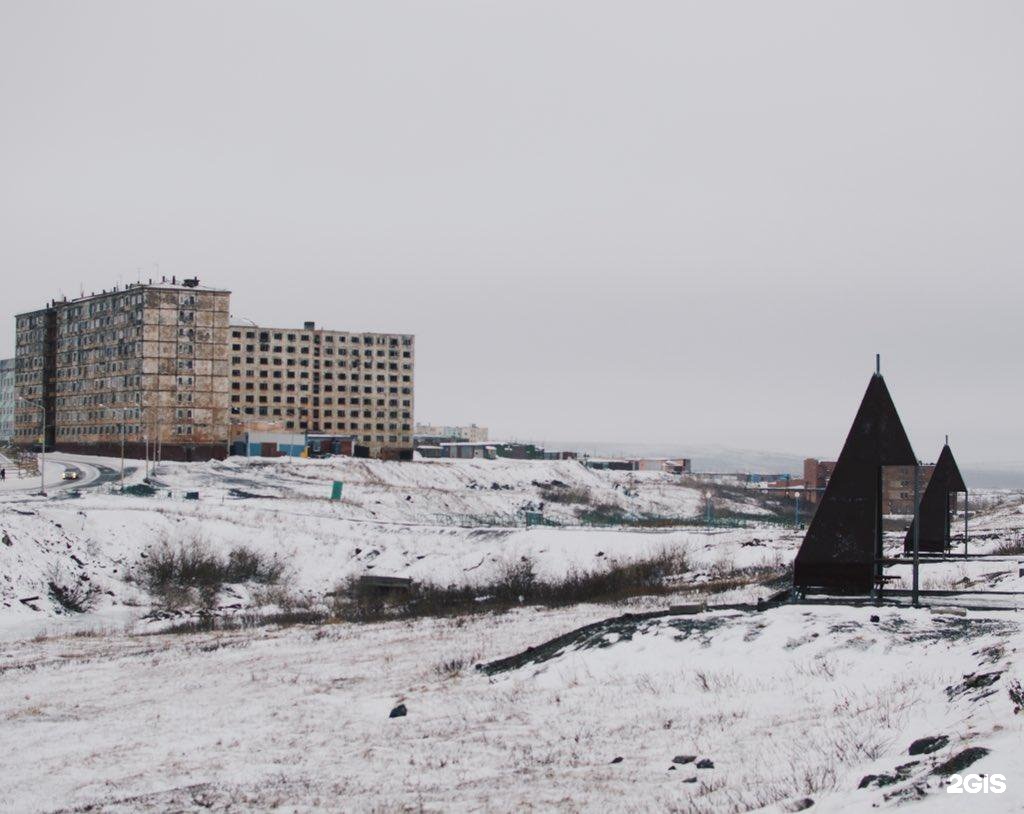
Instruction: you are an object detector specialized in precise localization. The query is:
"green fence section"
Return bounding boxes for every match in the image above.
[428,511,800,531]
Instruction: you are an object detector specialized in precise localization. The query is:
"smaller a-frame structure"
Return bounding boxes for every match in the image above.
[903,443,967,555]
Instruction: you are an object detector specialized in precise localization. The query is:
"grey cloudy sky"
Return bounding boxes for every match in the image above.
[2,1,1022,465]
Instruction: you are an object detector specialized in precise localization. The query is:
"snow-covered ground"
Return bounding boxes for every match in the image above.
[0,454,795,636]
[2,454,1024,811]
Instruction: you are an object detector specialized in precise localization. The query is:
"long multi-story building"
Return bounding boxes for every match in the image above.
[14,279,231,460]
[0,358,15,443]
[228,320,414,459]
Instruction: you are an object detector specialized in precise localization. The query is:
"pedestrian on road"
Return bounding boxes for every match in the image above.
[0,467,5,481]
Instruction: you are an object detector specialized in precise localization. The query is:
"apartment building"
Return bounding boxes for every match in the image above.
[228,321,414,459]
[14,279,231,460]
[803,457,936,515]
[0,358,15,442]
[883,463,938,515]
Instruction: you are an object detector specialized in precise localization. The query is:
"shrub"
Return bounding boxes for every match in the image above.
[138,537,287,610]
[539,485,593,505]
[333,548,690,622]
[991,536,1024,556]
[225,547,287,584]
[47,565,101,614]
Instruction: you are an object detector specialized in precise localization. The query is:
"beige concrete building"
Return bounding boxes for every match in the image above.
[0,357,16,442]
[14,279,231,460]
[414,423,488,442]
[228,321,414,459]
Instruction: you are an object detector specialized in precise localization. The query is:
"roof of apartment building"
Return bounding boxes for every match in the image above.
[230,321,412,338]
[17,278,230,318]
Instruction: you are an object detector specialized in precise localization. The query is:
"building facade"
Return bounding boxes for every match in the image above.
[228,321,414,459]
[414,423,488,442]
[14,280,231,460]
[803,457,935,515]
[0,358,15,442]
[883,463,937,515]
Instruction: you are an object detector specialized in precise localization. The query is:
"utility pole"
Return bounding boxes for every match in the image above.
[100,403,127,492]
[912,460,921,607]
[119,408,125,492]
[964,491,969,557]
[18,395,47,496]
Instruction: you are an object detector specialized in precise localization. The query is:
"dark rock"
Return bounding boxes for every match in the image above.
[388,704,407,718]
[668,765,676,771]
[682,776,697,783]
[695,758,714,769]
[931,747,990,777]
[672,755,697,765]
[786,800,814,812]
[859,761,919,789]
[909,735,949,756]
[870,615,880,623]
[610,756,623,764]
[946,672,1002,699]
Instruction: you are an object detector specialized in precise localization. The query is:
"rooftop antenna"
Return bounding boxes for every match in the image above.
[945,434,949,445]
[875,353,881,376]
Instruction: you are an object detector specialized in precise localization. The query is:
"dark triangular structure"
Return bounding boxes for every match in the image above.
[794,374,917,594]
[903,444,967,554]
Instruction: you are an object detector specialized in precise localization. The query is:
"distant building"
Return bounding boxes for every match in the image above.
[414,423,488,442]
[803,458,837,504]
[14,279,231,460]
[803,457,935,514]
[0,358,14,442]
[306,433,356,458]
[229,321,414,460]
[883,463,938,515]
[664,459,692,475]
[586,457,692,474]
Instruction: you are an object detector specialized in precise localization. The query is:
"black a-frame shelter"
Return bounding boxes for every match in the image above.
[902,444,967,554]
[793,373,917,594]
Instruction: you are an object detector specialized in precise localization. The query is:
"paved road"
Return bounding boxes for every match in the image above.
[0,453,121,496]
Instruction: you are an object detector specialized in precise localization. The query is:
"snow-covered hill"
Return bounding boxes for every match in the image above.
[0,455,793,634]
[3,454,1024,811]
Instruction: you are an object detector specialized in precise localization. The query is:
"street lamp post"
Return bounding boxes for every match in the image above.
[100,403,127,492]
[17,395,47,496]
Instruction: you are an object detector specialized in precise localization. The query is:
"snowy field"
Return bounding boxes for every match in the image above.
[2,454,1024,812]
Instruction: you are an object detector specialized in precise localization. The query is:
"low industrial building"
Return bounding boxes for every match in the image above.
[414,422,488,442]
[306,433,356,458]
[232,430,307,458]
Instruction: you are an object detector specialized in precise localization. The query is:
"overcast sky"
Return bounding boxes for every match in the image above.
[1,1,1022,465]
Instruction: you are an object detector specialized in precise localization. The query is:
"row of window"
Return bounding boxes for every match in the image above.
[231,344,410,359]
[231,330,411,346]
[53,424,194,437]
